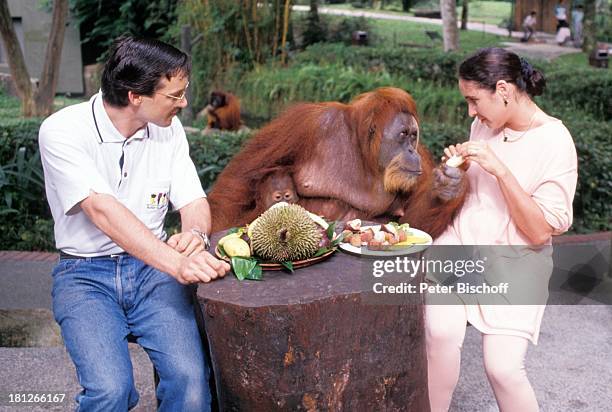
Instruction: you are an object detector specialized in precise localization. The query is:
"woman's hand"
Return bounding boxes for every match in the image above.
[457,142,508,177]
[442,143,471,171]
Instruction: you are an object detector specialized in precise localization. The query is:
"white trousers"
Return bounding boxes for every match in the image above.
[425,304,539,412]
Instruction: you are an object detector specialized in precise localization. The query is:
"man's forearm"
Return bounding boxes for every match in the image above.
[80,192,185,277]
[180,197,212,235]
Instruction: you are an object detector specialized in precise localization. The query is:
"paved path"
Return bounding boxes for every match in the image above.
[0,232,610,411]
[293,5,583,61]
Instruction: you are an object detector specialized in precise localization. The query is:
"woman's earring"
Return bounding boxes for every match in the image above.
[503,98,508,107]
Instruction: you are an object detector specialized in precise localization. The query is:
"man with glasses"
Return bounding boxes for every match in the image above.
[38,36,229,411]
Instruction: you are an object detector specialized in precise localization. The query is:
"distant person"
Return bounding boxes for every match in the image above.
[572,5,584,47]
[555,0,569,32]
[521,11,537,42]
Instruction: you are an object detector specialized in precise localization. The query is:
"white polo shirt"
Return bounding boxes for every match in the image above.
[39,93,205,257]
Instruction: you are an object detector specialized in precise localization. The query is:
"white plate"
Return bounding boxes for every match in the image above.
[338,226,433,257]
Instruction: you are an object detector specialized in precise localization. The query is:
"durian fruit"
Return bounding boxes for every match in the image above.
[250,204,322,262]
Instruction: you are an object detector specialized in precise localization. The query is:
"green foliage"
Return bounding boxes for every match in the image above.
[71,0,179,63]
[186,130,253,192]
[295,43,465,85]
[557,112,612,233]
[0,128,55,250]
[542,66,612,122]
[174,0,292,109]
[233,59,466,126]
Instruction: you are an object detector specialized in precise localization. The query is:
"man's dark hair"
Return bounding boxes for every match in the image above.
[101,36,191,107]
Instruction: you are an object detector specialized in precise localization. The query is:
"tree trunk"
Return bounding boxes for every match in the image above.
[280,0,290,65]
[440,0,459,51]
[460,0,468,30]
[402,0,413,12]
[0,0,68,117]
[34,0,68,117]
[310,0,318,16]
[0,0,34,116]
[581,0,596,56]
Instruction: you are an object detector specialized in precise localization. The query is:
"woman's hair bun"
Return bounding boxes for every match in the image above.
[520,57,546,96]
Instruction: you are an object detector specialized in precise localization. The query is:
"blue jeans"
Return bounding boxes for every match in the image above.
[52,255,211,412]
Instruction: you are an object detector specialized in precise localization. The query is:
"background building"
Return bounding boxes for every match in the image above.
[0,0,83,95]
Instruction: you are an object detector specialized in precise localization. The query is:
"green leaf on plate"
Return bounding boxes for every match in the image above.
[231,256,259,281]
[330,233,344,247]
[326,221,337,240]
[314,247,330,257]
[281,261,294,273]
[245,264,263,281]
[227,227,245,236]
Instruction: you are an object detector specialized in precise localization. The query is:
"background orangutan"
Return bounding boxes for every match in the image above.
[255,170,299,209]
[200,90,242,131]
[208,87,467,238]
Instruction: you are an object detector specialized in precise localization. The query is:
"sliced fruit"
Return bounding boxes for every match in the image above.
[345,219,362,231]
[395,235,430,246]
[308,212,329,230]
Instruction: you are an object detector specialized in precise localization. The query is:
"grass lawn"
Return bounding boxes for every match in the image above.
[550,51,591,67]
[0,93,85,120]
[457,1,512,26]
[321,1,512,27]
[367,17,507,51]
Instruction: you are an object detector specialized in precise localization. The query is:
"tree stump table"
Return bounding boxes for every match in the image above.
[196,233,429,411]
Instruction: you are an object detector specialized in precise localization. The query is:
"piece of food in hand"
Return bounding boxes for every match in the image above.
[223,237,252,257]
[445,155,465,168]
[218,232,241,248]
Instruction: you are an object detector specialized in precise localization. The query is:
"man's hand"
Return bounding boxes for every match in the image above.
[167,231,205,256]
[174,251,231,285]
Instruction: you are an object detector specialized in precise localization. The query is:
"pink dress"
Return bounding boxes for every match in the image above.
[433,117,578,344]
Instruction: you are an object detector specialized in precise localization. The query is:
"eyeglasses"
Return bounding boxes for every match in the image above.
[156,82,189,101]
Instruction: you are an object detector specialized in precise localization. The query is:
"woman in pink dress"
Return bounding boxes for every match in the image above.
[426,48,578,411]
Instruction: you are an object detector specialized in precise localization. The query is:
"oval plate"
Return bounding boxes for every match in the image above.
[215,246,337,271]
[338,227,433,257]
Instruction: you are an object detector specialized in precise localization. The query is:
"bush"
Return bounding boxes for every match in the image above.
[0,94,53,250]
[542,66,612,122]
[186,130,253,192]
[295,43,465,86]
[561,114,612,233]
[233,61,467,126]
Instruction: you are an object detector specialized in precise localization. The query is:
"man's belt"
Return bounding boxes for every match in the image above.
[59,251,129,260]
